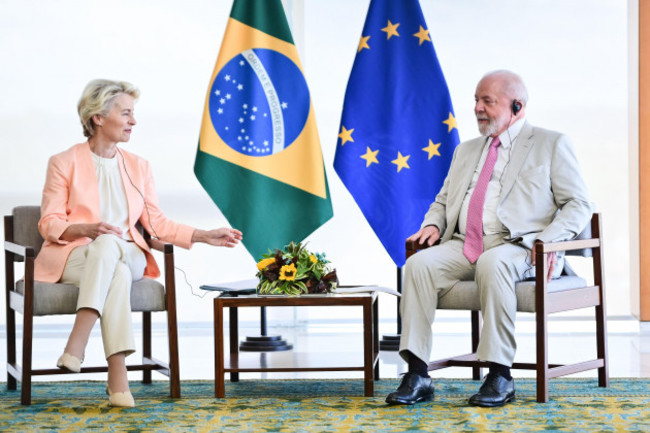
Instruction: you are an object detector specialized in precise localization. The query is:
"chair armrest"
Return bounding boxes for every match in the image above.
[406,239,428,253]
[4,240,34,259]
[408,236,599,257]
[405,239,440,260]
[145,237,174,254]
[534,238,600,255]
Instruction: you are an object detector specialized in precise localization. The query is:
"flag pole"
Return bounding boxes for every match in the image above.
[379,267,402,351]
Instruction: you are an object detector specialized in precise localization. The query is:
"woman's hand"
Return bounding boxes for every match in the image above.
[60,222,123,241]
[192,228,243,248]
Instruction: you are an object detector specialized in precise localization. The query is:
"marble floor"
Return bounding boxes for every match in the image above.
[1,314,649,385]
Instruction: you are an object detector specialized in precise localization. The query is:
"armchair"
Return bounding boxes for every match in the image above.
[405,213,609,402]
[4,205,181,405]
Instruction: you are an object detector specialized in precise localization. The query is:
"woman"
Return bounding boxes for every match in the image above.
[34,79,242,407]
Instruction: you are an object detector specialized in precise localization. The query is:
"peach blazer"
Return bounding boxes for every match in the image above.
[34,142,195,283]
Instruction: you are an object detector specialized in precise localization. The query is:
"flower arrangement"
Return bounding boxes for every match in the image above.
[256,242,337,296]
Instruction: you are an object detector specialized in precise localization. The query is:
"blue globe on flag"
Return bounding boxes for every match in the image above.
[209,48,310,157]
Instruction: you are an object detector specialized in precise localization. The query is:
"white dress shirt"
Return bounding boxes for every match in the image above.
[458,118,526,236]
[91,152,132,240]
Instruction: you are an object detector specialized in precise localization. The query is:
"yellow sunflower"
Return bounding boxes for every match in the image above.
[309,254,318,264]
[256,257,276,271]
[279,263,297,281]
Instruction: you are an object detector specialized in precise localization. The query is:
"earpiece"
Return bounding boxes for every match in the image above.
[511,100,522,116]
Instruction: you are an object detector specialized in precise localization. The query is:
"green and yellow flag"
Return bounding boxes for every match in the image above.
[195,0,333,260]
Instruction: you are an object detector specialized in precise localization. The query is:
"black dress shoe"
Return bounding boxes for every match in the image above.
[386,372,435,405]
[468,372,515,407]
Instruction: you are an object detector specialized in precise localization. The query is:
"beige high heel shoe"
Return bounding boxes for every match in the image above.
[106,385,135,408]
[56,353,83,373]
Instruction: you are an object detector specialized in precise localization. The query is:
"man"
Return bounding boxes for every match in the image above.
[385,70,591,407]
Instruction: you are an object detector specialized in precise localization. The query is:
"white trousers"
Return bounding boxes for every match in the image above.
[399,236,562,367]
[61,234,146,359]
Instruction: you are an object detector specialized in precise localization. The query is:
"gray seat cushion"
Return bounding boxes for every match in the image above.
[438,276,587,313]
[16,278,166,316]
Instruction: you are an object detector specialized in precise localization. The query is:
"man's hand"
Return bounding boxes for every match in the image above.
[192,228,243,248]
[531,240,557,282]
[61,222,123,241]
[406,225,440,247]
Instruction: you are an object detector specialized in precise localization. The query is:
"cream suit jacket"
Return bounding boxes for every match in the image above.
[421,122,592,248]
[34,142,195,283]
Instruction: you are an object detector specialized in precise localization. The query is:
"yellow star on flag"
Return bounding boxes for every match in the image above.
[358,35,370,52]
[391,152,410,172]
[422,140,441,160]
[360,147,379,167]
[381,20,400,39]
[442,112,457,133]
[413,25,431,45]
[338,125,355,145]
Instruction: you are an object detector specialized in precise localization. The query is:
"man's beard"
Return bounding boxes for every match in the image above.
[477,116,498,136]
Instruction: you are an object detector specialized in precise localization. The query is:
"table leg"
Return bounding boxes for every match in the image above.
[214,299,225,398]
[229,306,239,382]
[363,299,374,397]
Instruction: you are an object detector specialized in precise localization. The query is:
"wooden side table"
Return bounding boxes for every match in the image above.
[213,292,380,398]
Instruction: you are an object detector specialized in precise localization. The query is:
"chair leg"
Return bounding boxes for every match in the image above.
[471,311,482,380]
[5,252,17,390]
[166,302,180,399]
[21,310,33,405]
[6,307,17,390]
[536,309,549,403]
[592,214,609,388]
[163,250,181,398]
[142,312,152,384]
[595,304,609,387]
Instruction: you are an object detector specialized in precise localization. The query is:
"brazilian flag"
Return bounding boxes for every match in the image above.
[195,0,333,260]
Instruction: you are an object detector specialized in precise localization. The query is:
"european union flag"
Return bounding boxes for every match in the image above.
[334,0,460,267]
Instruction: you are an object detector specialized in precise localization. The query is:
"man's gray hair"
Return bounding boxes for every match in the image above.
[481,70,528,106]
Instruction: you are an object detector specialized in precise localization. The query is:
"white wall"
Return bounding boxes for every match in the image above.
[0,0,631,326]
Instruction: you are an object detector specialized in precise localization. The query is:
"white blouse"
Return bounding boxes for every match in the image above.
[91,152,132,241]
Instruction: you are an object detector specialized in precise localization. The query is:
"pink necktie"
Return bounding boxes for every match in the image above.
[463,137,501,263]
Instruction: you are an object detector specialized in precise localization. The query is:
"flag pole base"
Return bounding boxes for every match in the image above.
[239,335,293,351]
[239,306,293,351]
[380,334,401,351]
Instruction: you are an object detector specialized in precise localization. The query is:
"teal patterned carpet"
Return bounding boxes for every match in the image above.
[1,378,649,432]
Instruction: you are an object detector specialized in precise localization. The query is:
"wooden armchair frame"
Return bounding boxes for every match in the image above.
[4,206,180,405]
[405,213,609,402]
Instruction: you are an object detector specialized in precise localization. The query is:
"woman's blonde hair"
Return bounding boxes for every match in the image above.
[77,79,140,138]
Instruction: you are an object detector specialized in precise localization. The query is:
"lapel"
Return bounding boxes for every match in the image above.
[499,121,534,202]
[76,142,101,218]
[443,137,486,239]
[453,137,486,204]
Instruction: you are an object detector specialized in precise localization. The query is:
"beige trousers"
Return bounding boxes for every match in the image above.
[61,234,146,359]
[399,236,562,367]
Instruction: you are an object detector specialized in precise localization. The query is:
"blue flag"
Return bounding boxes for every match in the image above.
[333,0,460,267]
